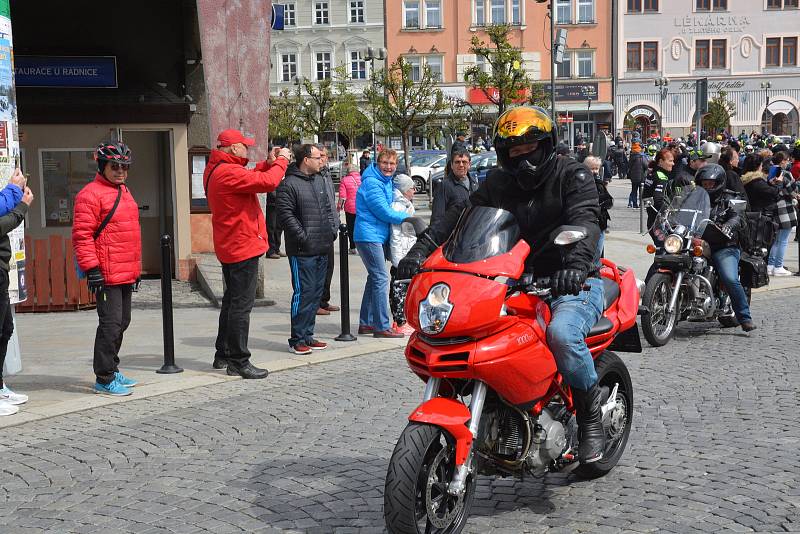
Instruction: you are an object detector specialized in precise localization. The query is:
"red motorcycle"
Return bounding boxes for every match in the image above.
[384,207,642,533]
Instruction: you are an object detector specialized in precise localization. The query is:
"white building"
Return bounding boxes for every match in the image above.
[615,0,800,137]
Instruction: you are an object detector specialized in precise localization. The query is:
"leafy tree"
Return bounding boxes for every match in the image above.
[296,75,337,139]
[704,90,736,135]
[364,57,446,171]
[527,82,551,110]
[329,67,371,152]
[439,98,472,143]
[463,24,530,116]
[268,88,303,144]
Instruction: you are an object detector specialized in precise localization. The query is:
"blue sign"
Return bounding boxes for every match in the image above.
[14,56,117,88]
[272,4,285,30]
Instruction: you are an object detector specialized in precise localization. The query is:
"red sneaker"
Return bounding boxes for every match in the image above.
[373,329,404,339]
[290,344,313,355]
[307,340,328,350]
[358,325,374,335]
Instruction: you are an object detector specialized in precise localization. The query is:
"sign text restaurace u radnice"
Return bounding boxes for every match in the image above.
[673,14,751,34]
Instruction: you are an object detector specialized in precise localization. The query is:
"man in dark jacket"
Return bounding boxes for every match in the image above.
[627,143,648,208]
[398,106,607,465]
[276,144,338,355]
[430,148,477,226]
[359,150,371,174]
[316,145,340,315]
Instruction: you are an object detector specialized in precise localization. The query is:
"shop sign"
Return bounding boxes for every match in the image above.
[629,107,656,121]
[673,14,751,34]
[677,80,745,92]
[14,56,118,88]
[467,87,527,105]
[440,86,467,101]
[555,83,598,101]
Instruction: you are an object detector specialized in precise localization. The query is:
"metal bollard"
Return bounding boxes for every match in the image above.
[156,235,183,374]
[796,237,800,276]
[335,223,357,342]
[639,184,645,234]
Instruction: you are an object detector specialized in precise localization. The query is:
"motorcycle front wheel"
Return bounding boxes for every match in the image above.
[641,272,679,347]
[384,423,476,534]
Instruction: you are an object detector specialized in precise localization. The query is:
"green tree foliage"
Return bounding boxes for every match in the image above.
[296,75,337,139]
[527,82,551,110]
[329,66,371,151]
[364,58,446,171]
[463,24,530,116]
[704,90,737,135]
[268,88,303,144]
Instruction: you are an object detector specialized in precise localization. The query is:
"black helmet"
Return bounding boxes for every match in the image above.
[95,141,132,172]
[694,163,727,198]
[493,106,558,184]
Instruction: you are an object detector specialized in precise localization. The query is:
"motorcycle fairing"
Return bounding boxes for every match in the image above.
[408,397,473,465]
[421,239,530,280]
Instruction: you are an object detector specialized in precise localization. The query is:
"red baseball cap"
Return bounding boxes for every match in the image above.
[217,129,255,147]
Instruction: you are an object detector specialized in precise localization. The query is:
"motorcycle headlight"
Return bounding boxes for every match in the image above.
[419,283,453,335]
[664,234,684,254]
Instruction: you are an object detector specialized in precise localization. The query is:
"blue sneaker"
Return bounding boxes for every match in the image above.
[94,379,132,396]
[114,372,138,387]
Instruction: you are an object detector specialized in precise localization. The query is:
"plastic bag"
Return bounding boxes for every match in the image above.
[2,309,21,376]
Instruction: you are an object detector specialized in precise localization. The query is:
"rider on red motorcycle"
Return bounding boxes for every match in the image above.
[398,106,608,464]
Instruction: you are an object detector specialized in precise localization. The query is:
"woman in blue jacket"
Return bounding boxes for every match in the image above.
[354,149,409,338]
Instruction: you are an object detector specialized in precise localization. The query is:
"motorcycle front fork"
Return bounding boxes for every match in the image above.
[667,271,685,315]
[422,378,488,497]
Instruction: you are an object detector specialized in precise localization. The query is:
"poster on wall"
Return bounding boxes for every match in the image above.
[0,3,26,305]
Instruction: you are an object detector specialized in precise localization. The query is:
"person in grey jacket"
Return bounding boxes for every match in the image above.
[316,145,340,315]
[275,144,338,355]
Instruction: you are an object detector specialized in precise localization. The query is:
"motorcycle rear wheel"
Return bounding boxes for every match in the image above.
[575,351,634,479]
[641,272,678,347]
[384,423,476,534]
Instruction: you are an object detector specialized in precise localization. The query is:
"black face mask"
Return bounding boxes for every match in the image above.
[512,144,555,191]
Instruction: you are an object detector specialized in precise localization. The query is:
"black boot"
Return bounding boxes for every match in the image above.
[573,384,606,464]
[227,360,269,379]
[212,357,227,370]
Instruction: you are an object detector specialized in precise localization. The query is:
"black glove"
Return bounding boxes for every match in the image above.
[550,269,587,297]
[397,248,427,281]
[87,267,105,295]
[720,224,734,239]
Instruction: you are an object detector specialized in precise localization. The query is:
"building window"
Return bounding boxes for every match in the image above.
[767,36,799,67]
[512,0,521,24]
[576,51,593,77]
[768,0,797,7]
[405,56,421,81]
[697,0,726,10]
[626,43,642,70]
[284,3,296,26]
[578,0,594,22]
[350,51,367,79]
[557,0,571,23]
[476,0,485,25]
[476,55,490,73]
[784,37,798,66]
[316,52,331,80]
[427,55,444,81]
[627,0,641,12]
[695,39,725,69]
[491,0,506,23]
[404,1,420,28]
[557,53,572,78]
[281,53,297,82]
[643,42,658,70]
[644,0,658,10]
[42,149,97,228]
[314,1,329,24]
[426,0,442,27]
[766,37,781,66]
[350,0,365,23]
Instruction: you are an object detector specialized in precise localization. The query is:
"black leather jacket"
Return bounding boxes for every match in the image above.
[705,190,745,252]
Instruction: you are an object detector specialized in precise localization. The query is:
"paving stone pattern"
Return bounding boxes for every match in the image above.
[2,289,800,533]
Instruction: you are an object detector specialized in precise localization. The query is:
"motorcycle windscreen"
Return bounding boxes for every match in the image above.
[443,206,520,264]
[667,186,711,235]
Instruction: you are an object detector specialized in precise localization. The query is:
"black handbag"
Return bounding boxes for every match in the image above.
[739,253,769,289]
[744,211,778,254]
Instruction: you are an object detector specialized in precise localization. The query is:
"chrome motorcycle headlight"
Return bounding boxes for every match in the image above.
[664,234,684,254]
[419,283,453,335]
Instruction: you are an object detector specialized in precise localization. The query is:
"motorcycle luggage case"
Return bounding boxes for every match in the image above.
[739,253,769,289]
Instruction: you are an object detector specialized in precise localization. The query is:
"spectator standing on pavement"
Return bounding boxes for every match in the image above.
[317,145,340,316]
[338,161,361,254]
[354,149,409,338]
[627,142,647,208]
[389,174,417,327]
[584,156,612,260]
[276,144,338,354]
[431,148,477,226]
[719,146,749,205]
[359,150,371,174]
[265,144,285,259]
[73,142,141,396]
[206,129,289,379]
[0,169,32,415]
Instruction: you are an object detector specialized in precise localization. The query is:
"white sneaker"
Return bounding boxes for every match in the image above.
[773,267,793,277]
[0,399,19,416]
[0,386,28,405]
[767,265,775,275]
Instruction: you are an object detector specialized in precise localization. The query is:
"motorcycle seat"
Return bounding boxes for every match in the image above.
[588,317,614,337]
[602,277,620,310]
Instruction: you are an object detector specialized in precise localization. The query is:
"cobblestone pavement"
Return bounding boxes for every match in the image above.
[2,289,800,533]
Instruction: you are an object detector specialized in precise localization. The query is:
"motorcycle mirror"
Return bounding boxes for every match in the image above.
[552,226,588,246]
[729,198,747,214]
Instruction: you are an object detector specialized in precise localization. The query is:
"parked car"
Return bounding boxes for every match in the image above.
[407,151,447,193]
[429,151,498,194]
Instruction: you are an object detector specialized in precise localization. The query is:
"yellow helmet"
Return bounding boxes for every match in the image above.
[492,106,557,170]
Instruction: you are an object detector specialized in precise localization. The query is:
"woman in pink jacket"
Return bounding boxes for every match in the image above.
[337,161,361,254]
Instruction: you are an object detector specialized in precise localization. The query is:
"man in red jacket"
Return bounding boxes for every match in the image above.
[73,142,142,396]
[205,129,290,379]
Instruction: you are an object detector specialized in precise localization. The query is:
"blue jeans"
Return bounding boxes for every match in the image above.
[768,227,792,268]
[712,247,752,323]
[356,242,392,331]
[594,232,605,265]
[288,255,328,347]
[546,277,605,391]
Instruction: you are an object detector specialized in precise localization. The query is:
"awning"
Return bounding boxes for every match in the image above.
[555,103,614,113]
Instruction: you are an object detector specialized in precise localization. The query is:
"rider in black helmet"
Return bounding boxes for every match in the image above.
[398,106,608,464]
[695,164,756,332]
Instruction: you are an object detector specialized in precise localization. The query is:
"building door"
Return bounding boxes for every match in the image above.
[119,130,175,276]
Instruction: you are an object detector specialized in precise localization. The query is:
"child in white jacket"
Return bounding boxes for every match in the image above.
[389,174,417,326]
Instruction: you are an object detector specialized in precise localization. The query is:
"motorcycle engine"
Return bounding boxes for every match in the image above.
[524,408,567,476]
[478,402,526,461]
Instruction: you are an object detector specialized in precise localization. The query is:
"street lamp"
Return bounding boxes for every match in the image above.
[654,77,669,137]
[364,47,387,150]
[761,81,772,133]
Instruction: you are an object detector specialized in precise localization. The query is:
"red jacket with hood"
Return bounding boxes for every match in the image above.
[73,174,142,285]
[204,149,288,264]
